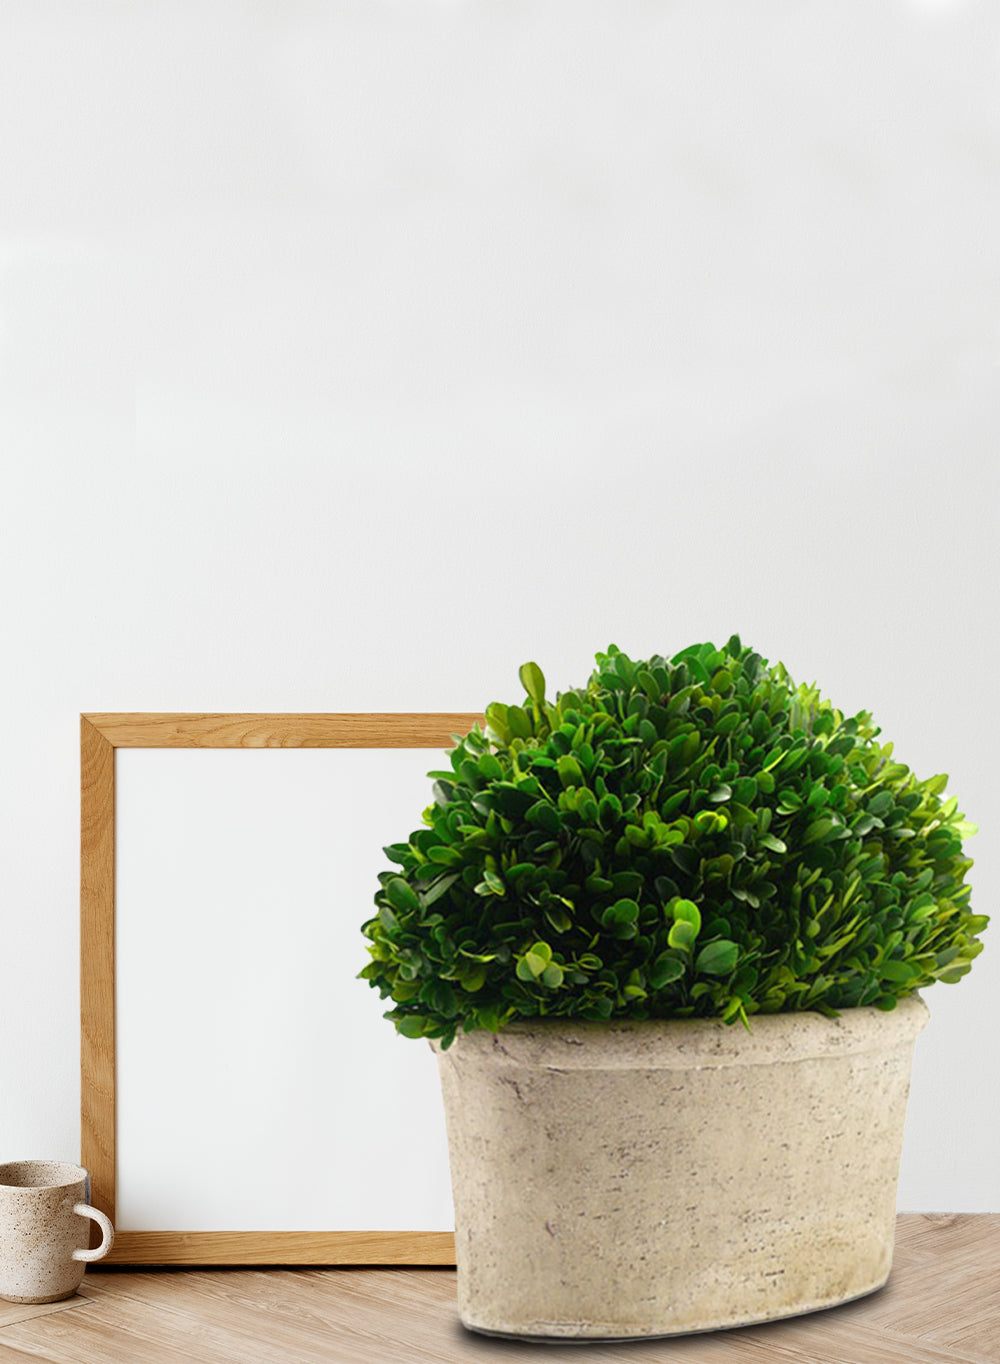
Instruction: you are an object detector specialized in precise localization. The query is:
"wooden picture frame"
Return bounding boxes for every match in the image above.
[80,712,482,1266]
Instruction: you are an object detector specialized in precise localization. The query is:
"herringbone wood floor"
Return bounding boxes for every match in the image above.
[0,1215,996,1363]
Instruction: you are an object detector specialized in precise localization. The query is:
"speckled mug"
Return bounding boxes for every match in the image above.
[0,1161,114,1303]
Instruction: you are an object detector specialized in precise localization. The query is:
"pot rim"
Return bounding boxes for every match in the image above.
[431,993,929,1070]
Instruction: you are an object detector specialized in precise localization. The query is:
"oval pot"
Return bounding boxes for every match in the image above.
[431,994,928,1340]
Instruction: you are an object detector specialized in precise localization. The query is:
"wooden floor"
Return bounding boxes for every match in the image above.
[0,1215,996,1363]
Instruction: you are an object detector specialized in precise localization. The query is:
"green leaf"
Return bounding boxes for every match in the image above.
[852,814,883,838]
[477,753,503,781]
[669,843,699,875]
[483,702,510,744]
[426,845,461,865]
[557,754,584,787]
[519,661,547,708]
[382,842,411,865]
[649,953,685,988]
[421,875,458,911]
[602,897,640,929]
[879,958,923,984]
[541,962,564,988]
[526,800,561,833]
[543,904,573,933]
[474,869,505,896]
[521,943,552,978]
[508,705,532,739]
[636,668,660,700]
[386,877,420,913]
[695,940,739,975]
[760,833,787,854]
[668,919,697,949]
[671,899,702,934]
[673,651,709,686]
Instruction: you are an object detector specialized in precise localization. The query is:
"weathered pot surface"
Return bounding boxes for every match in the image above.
[432,994,928,1340]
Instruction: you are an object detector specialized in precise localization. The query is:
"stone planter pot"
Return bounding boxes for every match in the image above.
[432,994,928,1340]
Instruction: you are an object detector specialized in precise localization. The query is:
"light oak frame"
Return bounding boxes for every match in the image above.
[81,712,482,1266]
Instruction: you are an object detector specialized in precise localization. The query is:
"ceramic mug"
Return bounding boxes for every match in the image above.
[0,1160,114,1303]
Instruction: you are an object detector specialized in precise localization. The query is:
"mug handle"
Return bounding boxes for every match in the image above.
[71,1204,115,1262]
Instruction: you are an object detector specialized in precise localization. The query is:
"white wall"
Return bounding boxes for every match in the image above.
[1,0,997,1212]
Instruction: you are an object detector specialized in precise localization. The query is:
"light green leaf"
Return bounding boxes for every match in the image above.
[671,899,702,934]
[557,754,584,787]
[483,702,510,744]
[507,705,532,739]
[519,661,547,707]
[668,919,697,949]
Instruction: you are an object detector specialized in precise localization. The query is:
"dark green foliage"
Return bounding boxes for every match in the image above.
[359,637,986,1047]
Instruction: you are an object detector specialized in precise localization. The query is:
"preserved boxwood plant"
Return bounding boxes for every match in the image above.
[360,637,986,1048]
